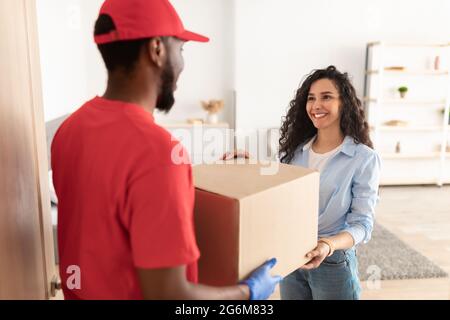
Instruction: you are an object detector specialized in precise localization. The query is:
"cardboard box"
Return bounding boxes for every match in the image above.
[193,162,319,286]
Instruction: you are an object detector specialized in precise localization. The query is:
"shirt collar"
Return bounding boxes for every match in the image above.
[341,136,357,157]
[302,136,315,151]
[302,135,356,157]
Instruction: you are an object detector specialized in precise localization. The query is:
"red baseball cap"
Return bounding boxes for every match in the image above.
[94,0,209,44]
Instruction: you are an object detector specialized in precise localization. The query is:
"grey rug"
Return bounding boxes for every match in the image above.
[357,223,448,281]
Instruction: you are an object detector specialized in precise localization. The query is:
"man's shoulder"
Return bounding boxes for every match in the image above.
[51,101,91,145]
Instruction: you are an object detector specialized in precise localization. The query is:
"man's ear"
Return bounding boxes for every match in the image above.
[148,37,167,68]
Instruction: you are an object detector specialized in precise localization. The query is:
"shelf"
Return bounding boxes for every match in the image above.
[381,152,441,160]
[368,42,450,48]
[366,69,449,76]
[372,125,444,132]
[381,152,450,160]
[158,122,230,129]
[380,177,439,186]
[364,98,446,106]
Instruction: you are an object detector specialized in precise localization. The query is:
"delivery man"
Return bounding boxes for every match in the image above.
[51,0,282,300]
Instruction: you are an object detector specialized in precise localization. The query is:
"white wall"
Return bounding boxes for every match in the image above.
[234,0,450,130]
[37,0,450,130]
[155,0,235,125]
[36,0,234,125]
[37,0,104,122]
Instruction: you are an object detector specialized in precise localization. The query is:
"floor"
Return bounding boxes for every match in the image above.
[360,185,450,300]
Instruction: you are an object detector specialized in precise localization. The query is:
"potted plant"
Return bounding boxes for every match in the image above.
[398,86,408,99]
[201,100,224,124]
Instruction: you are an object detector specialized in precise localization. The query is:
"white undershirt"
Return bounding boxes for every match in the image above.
[308,141,343,172]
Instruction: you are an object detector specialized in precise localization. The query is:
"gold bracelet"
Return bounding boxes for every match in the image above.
[318,238,335,257]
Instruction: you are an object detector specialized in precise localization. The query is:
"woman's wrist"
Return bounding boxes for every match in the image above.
[317,242,331,257]
[318,238,335,257]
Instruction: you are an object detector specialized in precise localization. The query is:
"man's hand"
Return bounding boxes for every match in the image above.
[300,242,331,270]
[241,258,283,300]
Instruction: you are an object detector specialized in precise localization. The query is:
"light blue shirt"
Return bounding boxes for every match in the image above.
[288,136,381,246]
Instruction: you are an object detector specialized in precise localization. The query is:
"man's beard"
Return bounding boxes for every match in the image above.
[156,59,176,113]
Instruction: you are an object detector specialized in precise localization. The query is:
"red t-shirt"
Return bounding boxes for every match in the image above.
[51,96,200,300]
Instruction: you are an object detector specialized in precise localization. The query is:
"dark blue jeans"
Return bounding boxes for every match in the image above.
[280,249,361,300]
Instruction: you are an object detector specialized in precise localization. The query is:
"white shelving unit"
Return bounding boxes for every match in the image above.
[364,42,450,186]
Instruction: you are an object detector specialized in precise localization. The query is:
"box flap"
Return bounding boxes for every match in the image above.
[193,162,317,200]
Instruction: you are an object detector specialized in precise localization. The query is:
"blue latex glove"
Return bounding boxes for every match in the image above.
[241,258,283,300]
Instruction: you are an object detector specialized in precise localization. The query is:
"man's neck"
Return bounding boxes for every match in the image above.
[103,72,158,114]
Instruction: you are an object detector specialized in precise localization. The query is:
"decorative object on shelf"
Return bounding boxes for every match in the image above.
[398,86,408,99]
[384,120,409,127]
[395,141,401,153]
[434,55,441,71]
[187,118,204,125]
[201,100,224,124]
[385,66,406,71]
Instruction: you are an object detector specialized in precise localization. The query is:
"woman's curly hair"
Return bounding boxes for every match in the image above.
[279,66,372,164]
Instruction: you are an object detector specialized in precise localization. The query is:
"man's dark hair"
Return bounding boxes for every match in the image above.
[94,14,150,73]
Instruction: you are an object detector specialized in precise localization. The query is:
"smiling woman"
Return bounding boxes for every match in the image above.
[279,66,373,164]
[278,66,381,300]
[306,79,343,146]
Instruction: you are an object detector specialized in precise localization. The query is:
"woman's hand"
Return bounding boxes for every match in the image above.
[300,242,331,270]
[221,149,250,161]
